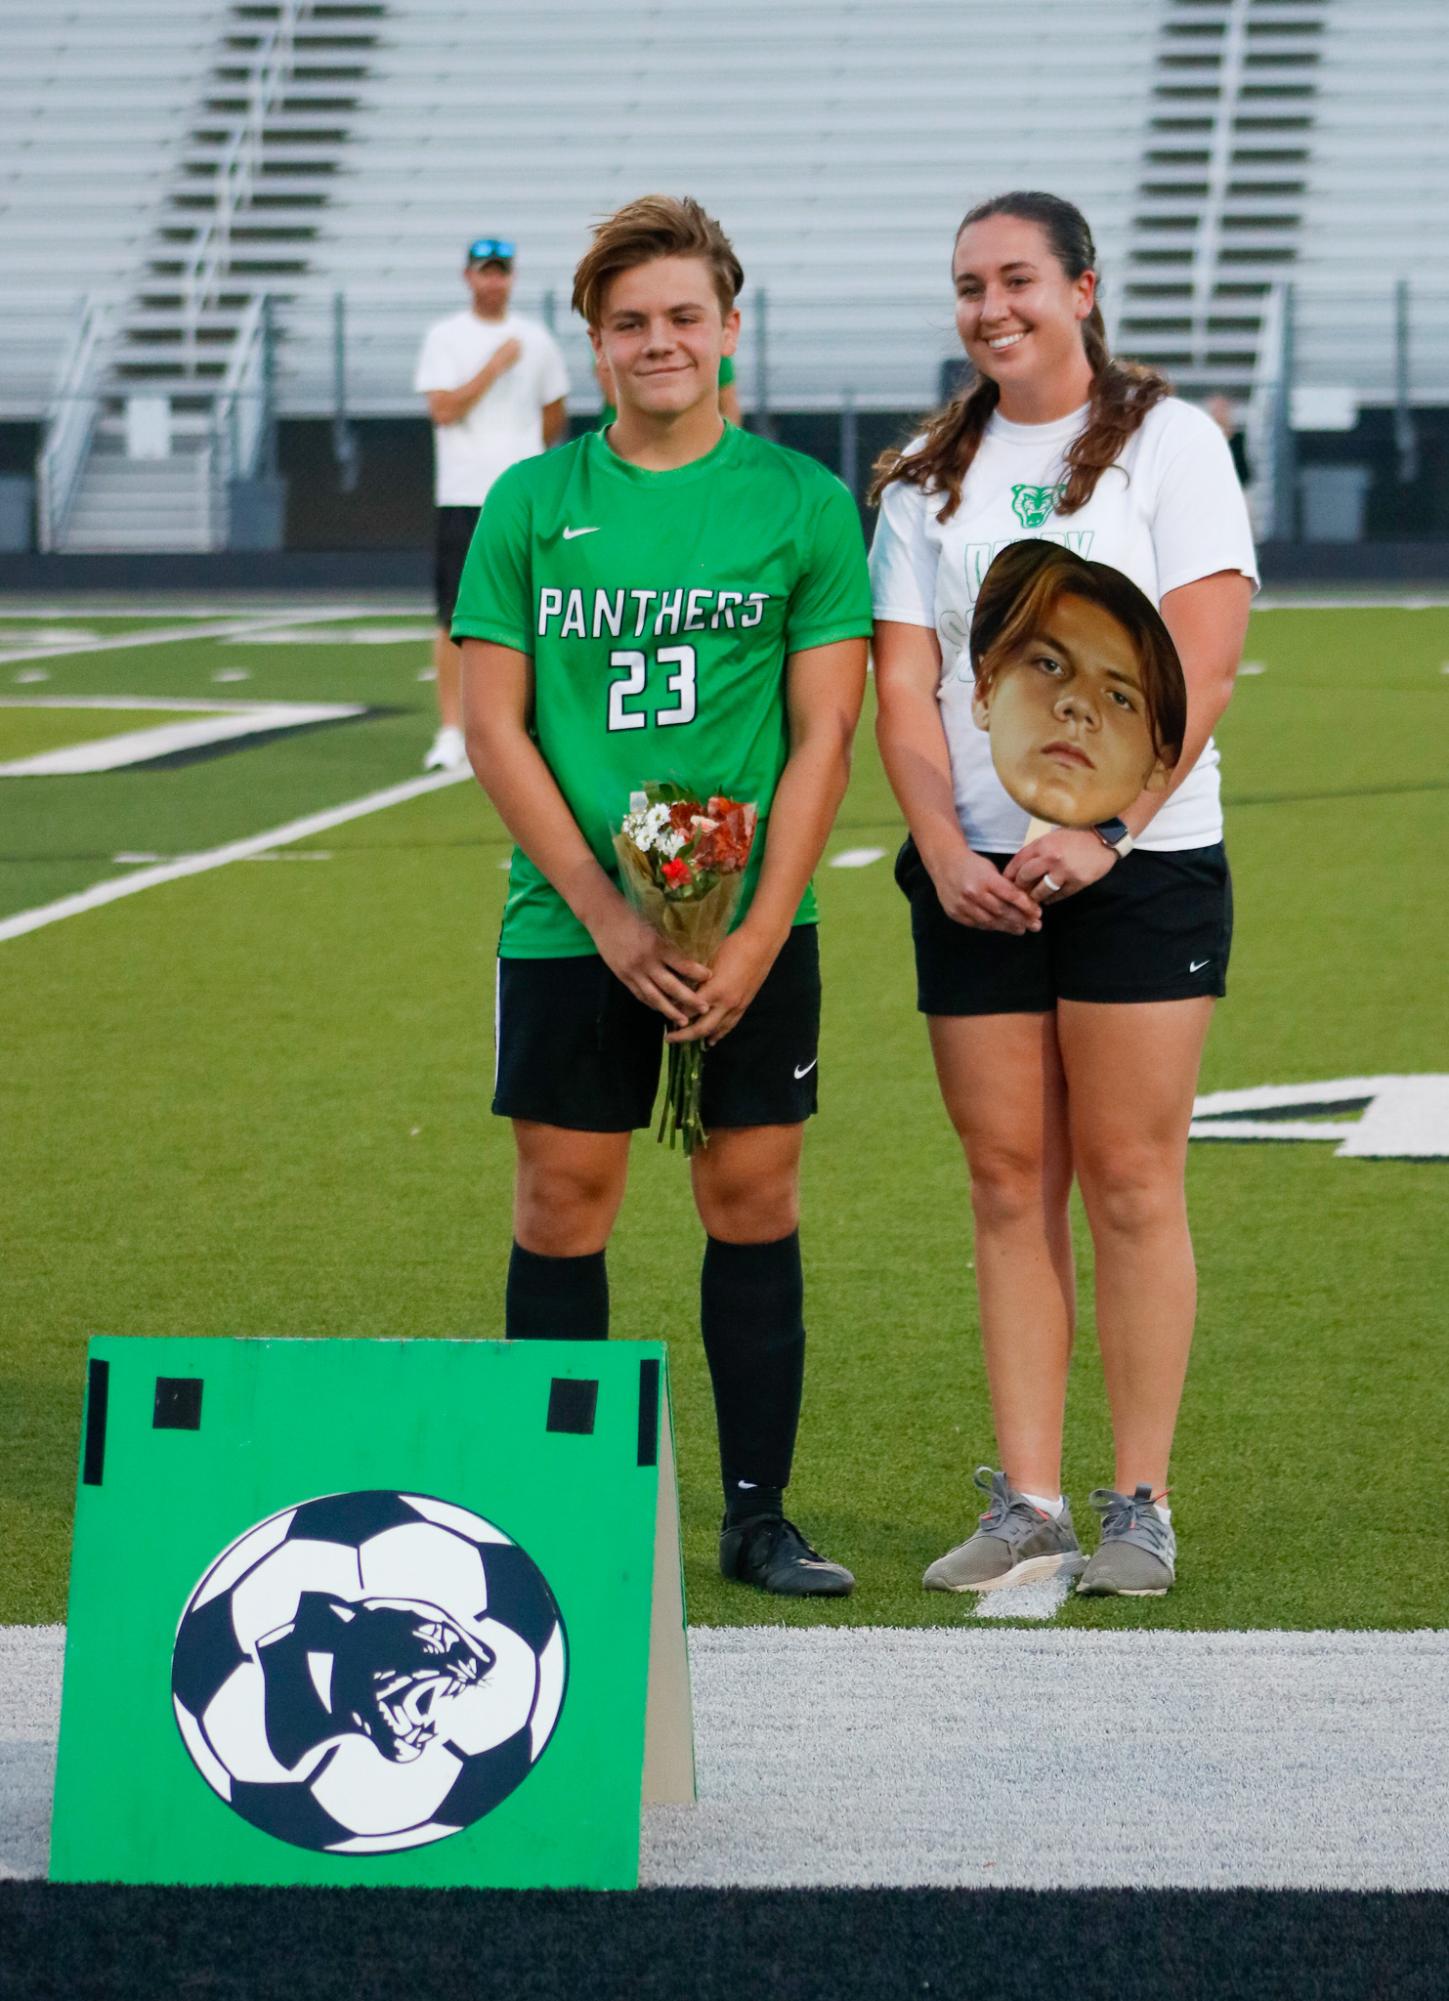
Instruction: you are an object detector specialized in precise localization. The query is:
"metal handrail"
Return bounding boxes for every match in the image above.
[1245,281,1292,543]
[208,292,272,544]
[180,0,302,369]
[36,294,111,552]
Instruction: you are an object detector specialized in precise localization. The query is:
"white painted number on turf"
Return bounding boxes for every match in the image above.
[607,645,697,731]
[1190,1075,1449,1159]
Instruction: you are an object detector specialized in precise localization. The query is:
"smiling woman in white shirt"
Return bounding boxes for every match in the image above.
[869,190,1257,1599]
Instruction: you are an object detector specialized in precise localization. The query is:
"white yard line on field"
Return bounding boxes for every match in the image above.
[0,700,366,775]
[0,603,407,620]
[0,605,366,670]
[0,769,472,944]
[1252,594,1449,611]
[5,1624,1448,1888]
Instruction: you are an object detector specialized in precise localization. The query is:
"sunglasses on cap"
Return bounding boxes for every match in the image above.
[467,237,516,266]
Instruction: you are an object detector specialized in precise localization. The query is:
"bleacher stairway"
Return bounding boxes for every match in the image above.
[55,0,384,552]
[1117,0,1327,382]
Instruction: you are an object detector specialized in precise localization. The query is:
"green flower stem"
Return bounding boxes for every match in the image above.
[659,1041,709,1155]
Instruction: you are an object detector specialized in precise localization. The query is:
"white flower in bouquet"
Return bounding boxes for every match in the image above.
[622,801,676,853]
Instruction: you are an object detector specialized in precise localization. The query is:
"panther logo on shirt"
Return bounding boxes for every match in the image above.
[1010,483,1067,530]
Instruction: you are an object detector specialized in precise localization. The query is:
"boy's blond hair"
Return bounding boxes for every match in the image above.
[572,195,744,327]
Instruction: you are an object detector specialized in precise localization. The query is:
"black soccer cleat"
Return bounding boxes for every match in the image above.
[718,1513,855,1597]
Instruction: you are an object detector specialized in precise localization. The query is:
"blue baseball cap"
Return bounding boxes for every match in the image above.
[466,237,516,267]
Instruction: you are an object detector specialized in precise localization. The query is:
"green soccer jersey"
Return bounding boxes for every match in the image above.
[451,422,872,958]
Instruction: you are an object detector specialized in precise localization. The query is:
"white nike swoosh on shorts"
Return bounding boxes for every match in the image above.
[562,526,600,539]
[794,1059,818,1079]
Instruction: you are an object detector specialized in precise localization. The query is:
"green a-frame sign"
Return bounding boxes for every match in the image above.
[51,1337,693,1889]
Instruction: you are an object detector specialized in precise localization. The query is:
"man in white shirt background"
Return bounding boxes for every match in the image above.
[414,237,570,770]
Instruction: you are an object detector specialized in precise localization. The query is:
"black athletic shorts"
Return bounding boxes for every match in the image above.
[895,836,1232,1014]
[434,504,481,628]
[493,924,822,1131]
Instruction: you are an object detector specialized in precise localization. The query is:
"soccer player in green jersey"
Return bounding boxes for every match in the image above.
[454,195,872,1596]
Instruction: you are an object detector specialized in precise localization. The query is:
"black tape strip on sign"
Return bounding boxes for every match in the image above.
[82,1358,110,1487]
[153,1376,204,1431]
[637,1358,660,1468]
[546,1377,599,1436]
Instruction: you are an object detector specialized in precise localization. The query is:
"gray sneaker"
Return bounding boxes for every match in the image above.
[1076,1485,1176,1596]
[923,1467,1084,1593]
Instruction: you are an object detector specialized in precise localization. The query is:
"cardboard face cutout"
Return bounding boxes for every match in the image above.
[969,541,1186,831]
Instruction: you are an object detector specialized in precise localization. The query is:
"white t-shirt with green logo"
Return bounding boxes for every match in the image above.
[868,395,1258,852]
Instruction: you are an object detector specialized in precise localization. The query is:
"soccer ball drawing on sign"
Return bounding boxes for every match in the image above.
[171,1491,567,1854]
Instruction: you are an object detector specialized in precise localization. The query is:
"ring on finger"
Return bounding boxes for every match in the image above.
[1041,872,1063,894]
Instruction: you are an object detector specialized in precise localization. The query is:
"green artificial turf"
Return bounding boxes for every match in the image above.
[0,607,1445,1630]
[0,626,441,917]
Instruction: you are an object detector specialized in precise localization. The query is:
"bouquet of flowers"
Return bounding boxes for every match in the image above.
[613,782,759,1155]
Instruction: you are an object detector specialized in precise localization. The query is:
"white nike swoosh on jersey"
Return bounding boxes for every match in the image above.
[794,1059,818,1079]
[562,526,600,539]
[1190,959,1212,973]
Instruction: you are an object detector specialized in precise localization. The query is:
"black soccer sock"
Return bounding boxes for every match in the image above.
[700,1232,805,1522]
[505,1243,609,1341]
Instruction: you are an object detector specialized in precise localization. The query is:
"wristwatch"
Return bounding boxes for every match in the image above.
[1092,817,1135,858]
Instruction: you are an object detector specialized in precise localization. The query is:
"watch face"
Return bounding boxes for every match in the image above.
[967,542,1186,831]
[1095,818,1129,843]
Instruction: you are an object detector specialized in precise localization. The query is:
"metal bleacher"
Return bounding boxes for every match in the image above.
[290,0,1157,415]
[0,2,225,410]
[2,0,1447,551]
[1292,1,1449,405]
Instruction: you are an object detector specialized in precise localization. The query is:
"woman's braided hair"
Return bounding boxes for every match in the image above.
[870,192,1171,523]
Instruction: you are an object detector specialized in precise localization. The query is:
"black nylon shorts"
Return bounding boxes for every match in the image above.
[896,837,1232,1015]
[434,504,481,627]
[493,924,822,1131]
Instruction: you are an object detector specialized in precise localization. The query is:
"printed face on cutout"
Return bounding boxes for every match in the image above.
[972,591,1173,827]
[591,255,738,423]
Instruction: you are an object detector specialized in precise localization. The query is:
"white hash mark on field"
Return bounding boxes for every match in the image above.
[1237,661,1267,675]
[830,847,887,869]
